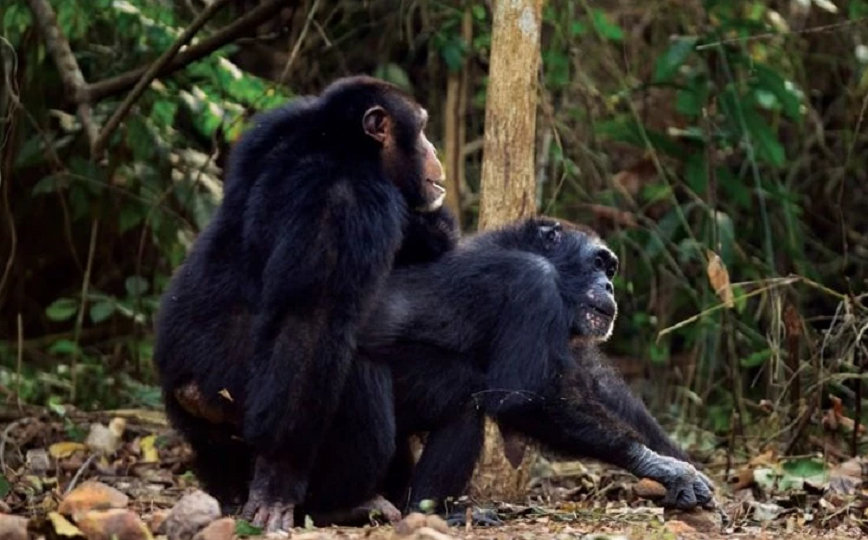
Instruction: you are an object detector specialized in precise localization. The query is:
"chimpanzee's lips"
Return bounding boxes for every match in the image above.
[589,302,615,319]
[427,178,446,194]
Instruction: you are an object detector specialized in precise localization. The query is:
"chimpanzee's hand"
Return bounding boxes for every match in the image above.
[628,445,715,511]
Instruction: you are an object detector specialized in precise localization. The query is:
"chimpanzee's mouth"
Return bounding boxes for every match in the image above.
[427,178,446,194]
[589,303,615,319]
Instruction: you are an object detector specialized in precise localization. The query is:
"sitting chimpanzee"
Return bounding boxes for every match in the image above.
[170,216,714,526]
[154,75,454,532]
[360,217,716,520]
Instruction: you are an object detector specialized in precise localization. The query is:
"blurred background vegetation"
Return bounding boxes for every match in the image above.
[2,0,867,462]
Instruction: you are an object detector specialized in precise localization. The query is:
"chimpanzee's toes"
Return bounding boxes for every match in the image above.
[245,501,295,532]
[444,508,503,527]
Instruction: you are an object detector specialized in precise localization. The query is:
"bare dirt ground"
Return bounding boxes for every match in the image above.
[1,406,866,540]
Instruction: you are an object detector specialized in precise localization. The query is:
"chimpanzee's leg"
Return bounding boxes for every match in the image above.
[300,357,400,526]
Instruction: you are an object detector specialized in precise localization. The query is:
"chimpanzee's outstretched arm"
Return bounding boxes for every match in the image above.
[493,374,714,511]
[579,351,690,461]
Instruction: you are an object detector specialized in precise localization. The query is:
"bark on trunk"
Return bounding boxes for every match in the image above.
[470,0,544,502]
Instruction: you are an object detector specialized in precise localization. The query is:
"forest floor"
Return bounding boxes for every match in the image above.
[1,406,867,540]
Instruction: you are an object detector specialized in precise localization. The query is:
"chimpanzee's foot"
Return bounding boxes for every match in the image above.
[628,445,715,511]
[444,508,503,527]
[241,456,303,532]
[241,499,295,532]
[310,495,402,526]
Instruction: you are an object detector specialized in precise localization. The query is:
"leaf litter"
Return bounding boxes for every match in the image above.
[0,407,866,540]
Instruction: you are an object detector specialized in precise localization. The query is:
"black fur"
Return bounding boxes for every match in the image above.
[360,217,713,516]
[153,75,452,526]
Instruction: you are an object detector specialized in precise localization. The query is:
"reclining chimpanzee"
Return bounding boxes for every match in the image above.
[361,216,716,521]
[171,216,715,525]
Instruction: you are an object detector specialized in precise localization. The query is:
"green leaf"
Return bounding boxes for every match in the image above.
[590,9,623,41]
[653,36,698,83]
[740,349,771,368]
[90,301,116,324]
[0,474,10,497]
[125,275,150,296]
[684,153,707,194]
[720,88,785,167]
[751,64,802,122]
[32,173,68,196]
[570,21,587,37]
[48,339,81,356]
[235,520,262,537]
[471,4,486,20]
[742,110,785,167]
[46,298,79,321]
[779,457,829,491]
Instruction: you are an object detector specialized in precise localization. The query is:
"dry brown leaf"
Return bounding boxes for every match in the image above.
[706,249,734,308]
[49,442,89,459]
[140,435,159,463]
[48,512,84,538]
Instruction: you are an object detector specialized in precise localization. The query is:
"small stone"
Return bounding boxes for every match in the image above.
[147,510,170,534]
[633,478,666,499]
[165,490,221,540]
[423,515,449,534]
[192,518,235,540]
[664,519,696,535]
[404,527,456,540]
[394,512,428,536]
[26,449,51,475]
[77,509,153,540]
[59,481,130,520]
[0,513,29,540]
[85,423,122,455]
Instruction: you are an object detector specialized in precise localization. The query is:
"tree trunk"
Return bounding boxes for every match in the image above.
[470,0,544,503]
[476,0,543,231]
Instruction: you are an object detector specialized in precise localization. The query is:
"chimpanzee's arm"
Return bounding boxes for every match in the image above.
[579,350,690,461]
[494,372,714,511]
[393,206,459,267]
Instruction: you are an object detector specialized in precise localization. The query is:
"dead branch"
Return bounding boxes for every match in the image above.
[86,0,292,104]
[92,0,234,158]
[24,0,99,148]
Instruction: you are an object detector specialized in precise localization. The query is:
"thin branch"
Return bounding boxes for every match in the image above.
[92,0,234,158]
[70,219,99,404]
[24,0,99,148]
[85,0,292,104]
[277,0,321,84]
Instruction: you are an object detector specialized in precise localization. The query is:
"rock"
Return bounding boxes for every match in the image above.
[422,515,449,534]
[664,520,696,535]
[633,478,666,499]
[85,423,122,455]
[77,509,153,540]
[192,518,235,540]
[147,510,170,535]
[26,448,51,475]
[165,490,221,540]
[0,513,29,540]
[400,527,456,540]
[394,513,428,536]
[59,481,130,520]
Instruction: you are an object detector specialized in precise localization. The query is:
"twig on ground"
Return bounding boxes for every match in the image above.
[65,453,98,495]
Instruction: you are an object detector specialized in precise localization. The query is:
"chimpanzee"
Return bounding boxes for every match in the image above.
[153,75,451,532]
[359,217,716,520]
